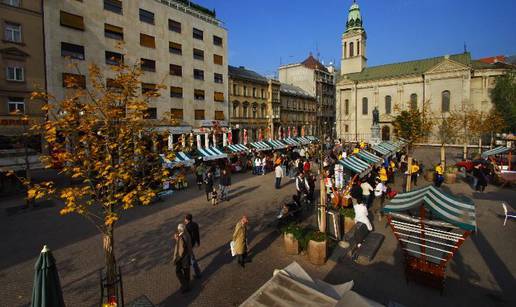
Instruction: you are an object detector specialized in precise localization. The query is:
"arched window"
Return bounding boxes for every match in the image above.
[362,97,368,115]
[357,39,360,55]
[252,104,257,118]
[344,99,349,115]
[385,95,392,114]
[441,90,450,112]
[261,104,266,118]
[243,102,248,118]
[343,42,347,59]
[349,42,354,57]
[232,102,239,117]
[410,93,418,110]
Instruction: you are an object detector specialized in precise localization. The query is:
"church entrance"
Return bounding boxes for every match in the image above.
[382,126,390,141]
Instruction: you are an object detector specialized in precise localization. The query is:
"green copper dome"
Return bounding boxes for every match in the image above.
[346,1,363,32]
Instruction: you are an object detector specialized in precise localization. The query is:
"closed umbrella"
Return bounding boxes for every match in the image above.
[31,245,65,307]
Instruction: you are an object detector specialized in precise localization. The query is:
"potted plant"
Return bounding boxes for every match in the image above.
[306,230,327,265]
[339,207,355,233]
[282,224,303,255]
[444,166,458,184]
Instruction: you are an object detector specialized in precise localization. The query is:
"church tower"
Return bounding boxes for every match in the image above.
[340,1,367,75]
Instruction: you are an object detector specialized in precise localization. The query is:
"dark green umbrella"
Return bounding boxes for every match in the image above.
[31,245,65,307]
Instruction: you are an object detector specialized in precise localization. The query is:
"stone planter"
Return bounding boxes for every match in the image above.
[424,169,434,182]
[344,216,356,233]
[444,172,457,184]
[307,239,327,265]
[283,233,300,255]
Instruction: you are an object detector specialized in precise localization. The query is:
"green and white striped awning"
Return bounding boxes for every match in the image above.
[267,140,287,150]
[250,141,272,151]
[283,138,300,146]
[371,144,391,156]
[306,136,319,142]
[481,146,510,159]
[339,156,371,174]
[296,137,310,145]
[383,185,476,231]
[160,152,193,167]
[227,143,249,153]
[357,150,383,164]
[197,147,228,161]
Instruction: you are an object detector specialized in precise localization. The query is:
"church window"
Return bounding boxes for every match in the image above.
[385,95,392,114]
[410,93,417,110]
[357,40,360,55]
[441,90,450,112]
[344,99,349,115]
[349,42,354,57]
[362,97,368,115]
[343,42,347,59]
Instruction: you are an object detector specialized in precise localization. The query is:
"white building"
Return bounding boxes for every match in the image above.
[44,0,228,134]
[336,1,512,142]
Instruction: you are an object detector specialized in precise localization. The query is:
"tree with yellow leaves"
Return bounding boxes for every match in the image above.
[28,59,176,302]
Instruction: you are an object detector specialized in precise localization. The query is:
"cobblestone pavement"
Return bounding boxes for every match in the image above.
[1,147,515,307]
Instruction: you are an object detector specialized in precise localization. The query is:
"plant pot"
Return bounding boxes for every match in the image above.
[344,216,355,233]
[424,169,434,182]
[307,239,327,265]
[283,233,300,255]
[444,172,457,184]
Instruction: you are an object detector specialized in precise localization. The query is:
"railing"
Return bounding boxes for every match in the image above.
[157,0,223,27]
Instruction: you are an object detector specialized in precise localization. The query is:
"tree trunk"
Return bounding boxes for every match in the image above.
[440,145,446,170]
[319,176,326,233]
[406,156,413,192]
[103,224,117,300]
[463,143,468,160]
[478,138,482,155]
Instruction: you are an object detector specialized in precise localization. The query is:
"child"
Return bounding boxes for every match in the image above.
[211,187,218,206]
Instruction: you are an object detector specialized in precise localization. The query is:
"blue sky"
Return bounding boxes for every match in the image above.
[196,0,516,77]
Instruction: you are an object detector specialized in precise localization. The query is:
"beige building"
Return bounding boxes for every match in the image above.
[43,0,228,135]
[0,0,45,149]
[336,1,512,143]
[278,54,336,138]
[280,83,317,137]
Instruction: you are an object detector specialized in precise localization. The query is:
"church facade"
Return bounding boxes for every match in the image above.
[336,1,512,143]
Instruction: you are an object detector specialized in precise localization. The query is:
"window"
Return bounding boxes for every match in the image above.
[232,103,238,117]
[193,48,204,61]
[193,28,203,40]
[410,93,418,109]
[140,58,155,72]
[357,40,360,55]
[4,21,21,42]
[215,111,224,120]
[169,64,182,77]
[344,124,349,133]
[104,24,123,40]
[252,105,257,118]
[168,19,181,33]
[343,42,347,59]
[3,0,21,7]
[214,92,224,102]
[144,107,157,119]
[214,73,223,84]
[104,0,122,14]
[261,89,265,99]
[233,84,238,95]
[243,104,248,118]
[194,109,205,120]
[8,97,24,114]
[362,97,368,115]
[140,33,155,48]
[62,73,86,88]
[61,42,85,60]
[344,99,349,115]
[169,42,181,55]
[60,11,85,31]
[441,90,450,112]
[6,66,24,81]
[349,42,354,57]
[170,108,183,120]
[139,9,154,24]
[106,78,122,91]
[141,83,157,95]
[213,35,223,46]
[252,88,257,98]
[105,51,123,65]
[385,95,392,114]
[243,86,247,97]
[193,69,204,81]
[213,54,223,65]
[194,89,205,100]
[170,86,183,98]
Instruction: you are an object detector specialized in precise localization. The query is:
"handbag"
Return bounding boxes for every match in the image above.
[230,241,236,257]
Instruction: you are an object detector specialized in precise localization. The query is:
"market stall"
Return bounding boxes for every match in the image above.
[339,155,372,177]
[227,143,249,154]
[357,150,383,165]
[159,152,194,190]
[383,185,476,293]
[296,136,311,145]
[283,137,301,147]
[197,146,227,161]
[250,141,273,151]
[306,135,319,143]
[226,143,250,173]
[267,139,287,150]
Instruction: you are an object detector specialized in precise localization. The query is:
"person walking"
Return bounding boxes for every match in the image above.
[184,214,201,279]
[295,172,309,201]
[473,164,488,192]
[173,223,192,293]
[434,163,444,187]
[219,168,231,201]
[255,156,262,175]
[350,180,363,205]
[274,163,284,189]
[303,159,311,173]
[373,180,387,221]
[233,216,249,268]
[195,164,205,190]
[411,160,420,187]
[204,171,214,202]
[261,156,267,175]
[360,180,374,208]
[379,166,388,183]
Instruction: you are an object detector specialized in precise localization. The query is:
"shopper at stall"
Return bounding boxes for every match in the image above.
[195,164,205,190]
[361,180,374,208]
[411,160,420,186]
[434,162,444,187]
[204,171,214,201]
[274,163,284,189]
[219,168,231,201]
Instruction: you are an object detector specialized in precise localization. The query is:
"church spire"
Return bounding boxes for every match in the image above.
[346,0,363,32]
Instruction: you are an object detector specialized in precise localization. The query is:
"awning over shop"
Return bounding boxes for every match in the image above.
[357,150,382,164]
[306,135,319,142]
[197,147,227,161]
[481,146,510,159]
[383,185,476,231]
[267,140,287,150]
[339,156,371,175]
[159,152,194,167]
[296,137,310,145]
[227,143,249,154]
[371,144,391,156]
[250,141,272,151]
[283,138,300,146]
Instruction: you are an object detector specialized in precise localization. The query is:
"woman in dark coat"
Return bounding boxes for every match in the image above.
[204,172,214,201]
[473,166,488,192]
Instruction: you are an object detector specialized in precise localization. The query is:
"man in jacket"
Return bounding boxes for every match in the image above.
[173,223,192,293]
[233,216,249,268]
[184,214,201,278]
[219,169,231,201]
[275,163,284,189]
[295,172,310,201]
[204,171,214,201]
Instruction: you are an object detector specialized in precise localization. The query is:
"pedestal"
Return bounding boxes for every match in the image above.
[370,124,381,145]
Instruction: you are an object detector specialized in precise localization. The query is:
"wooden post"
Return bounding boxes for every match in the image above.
[440,145,446,169]
[406,156,413,192]
[319,173,326,233]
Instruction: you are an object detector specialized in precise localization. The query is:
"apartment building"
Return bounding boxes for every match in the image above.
[0,0,45,150]
[280,83,317,137]
[43,0,228,133]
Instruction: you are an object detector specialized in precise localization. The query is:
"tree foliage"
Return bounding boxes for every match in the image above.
[393,101,434,147]
[491,71,516,132]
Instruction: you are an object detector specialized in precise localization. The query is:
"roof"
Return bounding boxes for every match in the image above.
[280,83,315,99]
[341,52,472,82]
[471,60,516,70]
[301,54,329,72]
[228,65,268,84]
[481,146,510,158]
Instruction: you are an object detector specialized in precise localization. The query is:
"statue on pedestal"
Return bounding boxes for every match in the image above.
[370,107,381,145]
[372,107,380,126]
